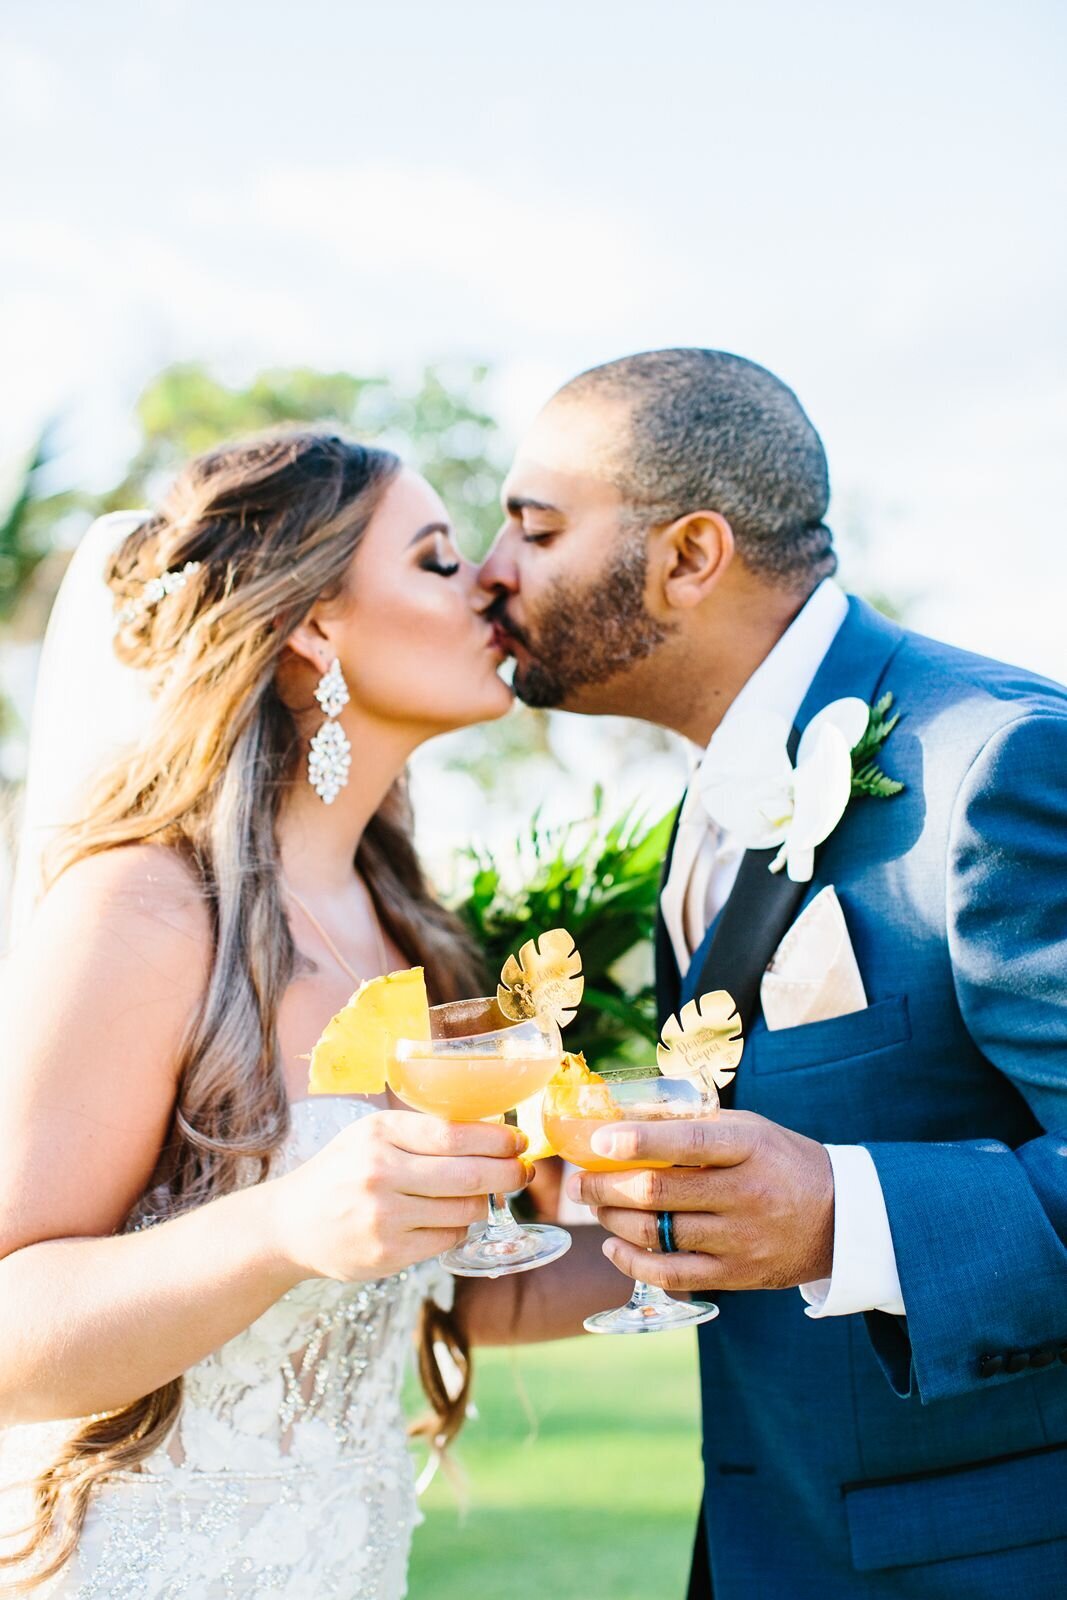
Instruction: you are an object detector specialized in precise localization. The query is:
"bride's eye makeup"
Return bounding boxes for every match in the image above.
[419,544,460,578]
[410,523,461,578]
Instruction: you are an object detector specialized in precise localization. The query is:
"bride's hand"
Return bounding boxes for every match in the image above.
[266,1111,530,1283]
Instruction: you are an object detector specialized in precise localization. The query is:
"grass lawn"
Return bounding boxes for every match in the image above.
[407,1333,703,1600]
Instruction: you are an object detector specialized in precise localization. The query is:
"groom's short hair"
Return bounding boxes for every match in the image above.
[555,348,837,589]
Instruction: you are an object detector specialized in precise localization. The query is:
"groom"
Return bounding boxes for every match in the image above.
[478,349,1067,1597]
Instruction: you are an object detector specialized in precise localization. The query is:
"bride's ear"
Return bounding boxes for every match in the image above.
[284,616,334,678]
[277,616,340,711]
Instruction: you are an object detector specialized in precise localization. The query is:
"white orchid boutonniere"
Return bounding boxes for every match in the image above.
[699,692,904,883]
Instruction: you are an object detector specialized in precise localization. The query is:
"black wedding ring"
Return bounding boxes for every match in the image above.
[657,1210,678,1254]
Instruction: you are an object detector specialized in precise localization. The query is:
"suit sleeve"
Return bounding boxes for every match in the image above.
[862,710,1067,1403]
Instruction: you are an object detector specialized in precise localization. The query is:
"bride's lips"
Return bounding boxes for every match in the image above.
[490,620,518,658]
[483,623,508,660]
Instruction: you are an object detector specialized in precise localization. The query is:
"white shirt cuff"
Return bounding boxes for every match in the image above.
[799,1144,906,1319]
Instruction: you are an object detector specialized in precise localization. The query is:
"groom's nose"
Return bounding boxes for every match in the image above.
[476,526,520,600]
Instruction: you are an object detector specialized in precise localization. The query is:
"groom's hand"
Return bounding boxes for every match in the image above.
[567,1111,835,1291]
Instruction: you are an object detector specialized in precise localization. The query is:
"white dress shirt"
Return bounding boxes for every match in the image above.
[661,578,907,1319]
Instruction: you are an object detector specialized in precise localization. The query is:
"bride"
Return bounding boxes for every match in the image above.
[0,430,621,1597]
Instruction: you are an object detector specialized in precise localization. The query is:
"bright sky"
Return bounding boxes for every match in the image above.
[2,0,1065,693]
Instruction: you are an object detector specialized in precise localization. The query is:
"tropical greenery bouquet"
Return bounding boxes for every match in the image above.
[452,797,675,1069]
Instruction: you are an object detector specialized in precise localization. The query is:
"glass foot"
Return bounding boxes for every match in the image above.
[584,1293,719,1336]
[441,1222,572,1279]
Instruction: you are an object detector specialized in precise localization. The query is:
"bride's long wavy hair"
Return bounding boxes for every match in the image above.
[3,428,483,1591]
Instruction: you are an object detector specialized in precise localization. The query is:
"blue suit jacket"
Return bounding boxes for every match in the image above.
[657,596,1067,1597]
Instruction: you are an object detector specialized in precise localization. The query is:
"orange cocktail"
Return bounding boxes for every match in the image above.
[542,1100,683,1172]
[389,1044,558,1122]
[389,999,570,1278]
[543,1070,722,1335]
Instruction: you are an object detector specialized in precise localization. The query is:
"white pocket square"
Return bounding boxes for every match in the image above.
[760,885,867,1032]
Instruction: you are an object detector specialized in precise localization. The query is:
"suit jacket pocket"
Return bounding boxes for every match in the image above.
[844,1441,1067,1571]
[749,995,911,1075]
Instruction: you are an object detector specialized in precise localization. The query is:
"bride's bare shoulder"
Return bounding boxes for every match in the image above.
[0,847,214,1248]
[6,842,212,1072]
[38,843,210,949]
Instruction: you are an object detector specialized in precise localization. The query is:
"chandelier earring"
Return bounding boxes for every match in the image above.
[308,657,351,804]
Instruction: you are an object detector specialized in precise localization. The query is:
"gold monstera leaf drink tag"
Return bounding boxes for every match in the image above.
[497,927,584,1031]
[657,989,743,1093]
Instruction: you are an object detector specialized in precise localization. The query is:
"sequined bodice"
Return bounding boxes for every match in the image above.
[0,1098,452,1599]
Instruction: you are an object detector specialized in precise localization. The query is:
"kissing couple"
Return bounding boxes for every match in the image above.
[2,349,1066,1599]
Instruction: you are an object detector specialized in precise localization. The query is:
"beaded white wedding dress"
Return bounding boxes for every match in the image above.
[0,1098,450,1599]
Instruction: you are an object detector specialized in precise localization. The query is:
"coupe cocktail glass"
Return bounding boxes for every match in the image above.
[390,996,571,1277]
[543,1071,720,1333]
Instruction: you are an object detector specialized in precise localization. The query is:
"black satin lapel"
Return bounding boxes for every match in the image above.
[687,723,805,1075]
[654,802,684,1027]
[688,847,808,1106]
[655,908,681,1031]
[692,847,807,1034]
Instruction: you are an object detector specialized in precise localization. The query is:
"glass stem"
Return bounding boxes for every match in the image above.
[483,1190,524,1235]
[627,1278,675,1310]
[485,1192,523,1239]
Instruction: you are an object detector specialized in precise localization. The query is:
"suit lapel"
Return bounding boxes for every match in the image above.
[681,725,804,1106]
[659,596,906,1103]
[654,804,684,1026]
[684,846,807,1018]
[793,594,904,734]
[683,847,808,1106]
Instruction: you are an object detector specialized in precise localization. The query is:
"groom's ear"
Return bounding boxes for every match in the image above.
[654,510,735,612]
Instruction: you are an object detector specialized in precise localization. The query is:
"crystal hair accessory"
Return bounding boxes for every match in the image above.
[116,560,201,627]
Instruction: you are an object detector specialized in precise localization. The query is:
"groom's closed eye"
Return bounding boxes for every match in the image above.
[504,496,564,544]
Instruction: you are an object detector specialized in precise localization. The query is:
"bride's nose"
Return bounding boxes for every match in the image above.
[457,557,488,610]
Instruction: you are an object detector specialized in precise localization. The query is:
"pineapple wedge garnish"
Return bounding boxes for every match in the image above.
[514,1051,611,1161]
[308,968,430,1096]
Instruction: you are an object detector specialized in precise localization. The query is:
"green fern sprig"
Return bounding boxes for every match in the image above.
[849,692,904,799]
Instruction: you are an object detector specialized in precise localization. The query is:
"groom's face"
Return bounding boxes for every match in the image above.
[478,400,671,711]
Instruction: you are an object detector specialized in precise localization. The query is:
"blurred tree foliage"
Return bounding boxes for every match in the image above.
[0,425,86,636]
[94,361,507,557]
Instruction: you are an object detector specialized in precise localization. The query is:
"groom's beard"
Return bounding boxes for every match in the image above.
[494,540,674,709]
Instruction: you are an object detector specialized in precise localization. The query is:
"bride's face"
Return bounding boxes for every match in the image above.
[316,468,512,737]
